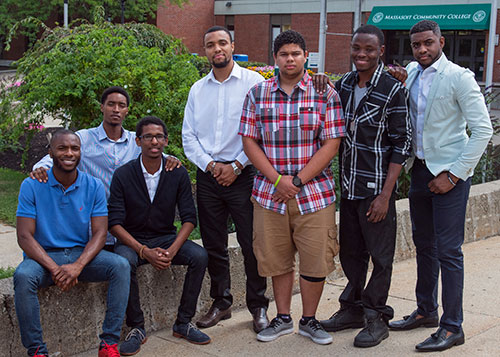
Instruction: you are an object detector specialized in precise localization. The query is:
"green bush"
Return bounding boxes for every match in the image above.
[1,18,200,174]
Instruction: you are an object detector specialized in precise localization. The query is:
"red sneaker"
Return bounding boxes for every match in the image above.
[98,341,120,357]
[33,346,48,357]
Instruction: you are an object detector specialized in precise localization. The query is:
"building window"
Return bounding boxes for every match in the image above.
[225,15,234,42]
[270,15,291,64]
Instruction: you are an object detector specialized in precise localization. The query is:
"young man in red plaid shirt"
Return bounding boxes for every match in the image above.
[239,30,345,345]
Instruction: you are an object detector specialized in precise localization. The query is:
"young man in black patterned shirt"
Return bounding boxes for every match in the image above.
[318,25,412,348]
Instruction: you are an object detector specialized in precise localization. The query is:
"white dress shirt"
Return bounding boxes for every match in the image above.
[410,54,444,159]
[182,62,264,171]
[140,157,163,202]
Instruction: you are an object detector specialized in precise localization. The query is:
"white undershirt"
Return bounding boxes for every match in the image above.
[140,157,163,203]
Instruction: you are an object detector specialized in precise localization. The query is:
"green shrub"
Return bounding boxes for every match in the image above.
[0,267,15,279]
[1,18,200,175]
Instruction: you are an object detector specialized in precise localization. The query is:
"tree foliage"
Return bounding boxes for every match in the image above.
[0,15,200,172]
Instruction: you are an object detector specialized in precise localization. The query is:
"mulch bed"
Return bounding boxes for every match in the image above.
[0,127,61,173]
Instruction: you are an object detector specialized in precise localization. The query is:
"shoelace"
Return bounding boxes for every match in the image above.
[186,321,200,335]
[307,319,323,331]
[33,346,47,357]
[100,341,120,357]
[125,327,146,342]
[268,317,284,330]
[330,308,347,319]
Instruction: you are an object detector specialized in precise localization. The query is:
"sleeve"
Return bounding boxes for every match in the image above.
[176,168,197,227]
[182,87,214,172]
[321,88,346,140]
[107,170,126,227]
[91,180,108,217]
[238,87,260,140]
[16,179,36,219]
[32,154,53,170]
[449,70,493,180]
[387,85,412,164]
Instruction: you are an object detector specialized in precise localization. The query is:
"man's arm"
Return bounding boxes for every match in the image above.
[296,138,341,184]
[366,163,402,223]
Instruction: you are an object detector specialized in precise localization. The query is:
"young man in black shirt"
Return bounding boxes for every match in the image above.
[108,116,210,355]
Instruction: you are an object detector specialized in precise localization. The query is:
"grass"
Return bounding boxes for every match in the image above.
[0,267,15,279]
[0,167,27,226]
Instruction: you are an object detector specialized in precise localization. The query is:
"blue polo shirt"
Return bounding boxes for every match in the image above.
[16,169,107,250]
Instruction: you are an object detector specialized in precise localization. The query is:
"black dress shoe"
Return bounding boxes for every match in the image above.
[415,327,465,352]
[196,306,231,328]
[320,307,366,332]
[251,307,269,333]
[389,310,438,331]
[354,313,389,348]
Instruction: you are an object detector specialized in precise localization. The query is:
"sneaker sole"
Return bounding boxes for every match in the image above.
[298,329,333,345]
[119,337,148,356]
[353,330,389,348]
[256,327,294,342]
[172,331,211,345]
[321,321,366,332]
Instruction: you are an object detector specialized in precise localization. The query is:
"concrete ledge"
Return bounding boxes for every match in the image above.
[1,180,499,356]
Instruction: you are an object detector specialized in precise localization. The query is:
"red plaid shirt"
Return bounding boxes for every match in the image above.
[239,72,345,215]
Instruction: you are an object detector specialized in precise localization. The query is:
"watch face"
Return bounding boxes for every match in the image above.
[232,163,241,175]
[293,176,302,187]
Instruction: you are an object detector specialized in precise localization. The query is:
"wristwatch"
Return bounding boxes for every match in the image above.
[292,175,304,188]
[231,162,242,176]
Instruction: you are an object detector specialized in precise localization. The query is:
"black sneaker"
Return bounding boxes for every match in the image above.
[119,327,147,356]
[354,315,389,348]
[320,307,366,332]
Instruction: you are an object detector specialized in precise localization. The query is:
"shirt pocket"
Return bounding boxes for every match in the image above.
[299,106,321,131]
[259,107,280,132]
[358,102,382,127]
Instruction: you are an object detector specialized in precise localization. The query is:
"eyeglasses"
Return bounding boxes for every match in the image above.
[139,134,167,142]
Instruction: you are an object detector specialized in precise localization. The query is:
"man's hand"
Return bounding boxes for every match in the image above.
[29,167,49,183]
[143,247,171,270]
[272,175,300,203]
[312,73,334,95]
[213,163,237,187]
[428,172,456,194]
[52,263,83,292]
[165,156,182,171]
[366,194,390,223]
[387,65,408,83]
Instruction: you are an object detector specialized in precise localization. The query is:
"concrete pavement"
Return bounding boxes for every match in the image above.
[68,235,500,357]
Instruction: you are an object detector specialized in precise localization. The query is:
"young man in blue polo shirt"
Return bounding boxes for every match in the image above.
[14,129,130,357]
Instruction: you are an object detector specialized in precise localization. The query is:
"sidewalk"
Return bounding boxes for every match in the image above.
[70,235,500,357]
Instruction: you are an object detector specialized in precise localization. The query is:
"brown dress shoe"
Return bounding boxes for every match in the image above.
[252,307,269,333]
[196,306,232,328]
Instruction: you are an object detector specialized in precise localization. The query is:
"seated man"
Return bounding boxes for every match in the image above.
[14,129,130,357]
[108,116,210,355]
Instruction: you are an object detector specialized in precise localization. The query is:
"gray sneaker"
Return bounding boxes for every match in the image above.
[298,318,333,345]
[257,317,294,342]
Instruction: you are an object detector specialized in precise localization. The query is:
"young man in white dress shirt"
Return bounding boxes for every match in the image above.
[182,26,269,333]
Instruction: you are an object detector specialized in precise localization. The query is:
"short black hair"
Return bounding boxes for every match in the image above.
[50,129,80,149]
[273,30,306,56]
[101,86,130,106]
[136,116,168,137]
[410,20,441,37]
[204,26,233,43]
[353,24,385,46]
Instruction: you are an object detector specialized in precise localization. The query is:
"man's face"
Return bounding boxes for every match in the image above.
[101,92,129,127]
[410,30,444,69]
[273,43,307,79]
[204,30,234,69]
[135,124,168,160]
[49,134,81,173]
[351,33,384,73]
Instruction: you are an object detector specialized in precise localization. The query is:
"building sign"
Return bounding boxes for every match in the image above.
[307,52,319,69]
[367,4,490,30]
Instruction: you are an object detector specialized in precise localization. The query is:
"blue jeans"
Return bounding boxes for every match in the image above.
[14,248,130,356]
[409,160,471,333]
[115,234,208,328]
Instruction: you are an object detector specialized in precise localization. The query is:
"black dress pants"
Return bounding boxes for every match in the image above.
[196,165,268,312]
[338,194,397,322]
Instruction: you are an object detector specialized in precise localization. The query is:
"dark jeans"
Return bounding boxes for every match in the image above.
[115,234,208,327]
[14,248,130,356]
[196,165,268,312]
[409,159,471,333]
[338,194,396,322]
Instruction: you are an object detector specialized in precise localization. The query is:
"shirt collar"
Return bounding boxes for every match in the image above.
[417,53,444,73]
[140,156,163,177]
[207,62,242,84]
[47,168,82,190]
[97,123,129,143]
[353,61,384,89]
[271,70,310,93]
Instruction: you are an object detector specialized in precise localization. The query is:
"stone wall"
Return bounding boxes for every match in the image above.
[1,180,499,356]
